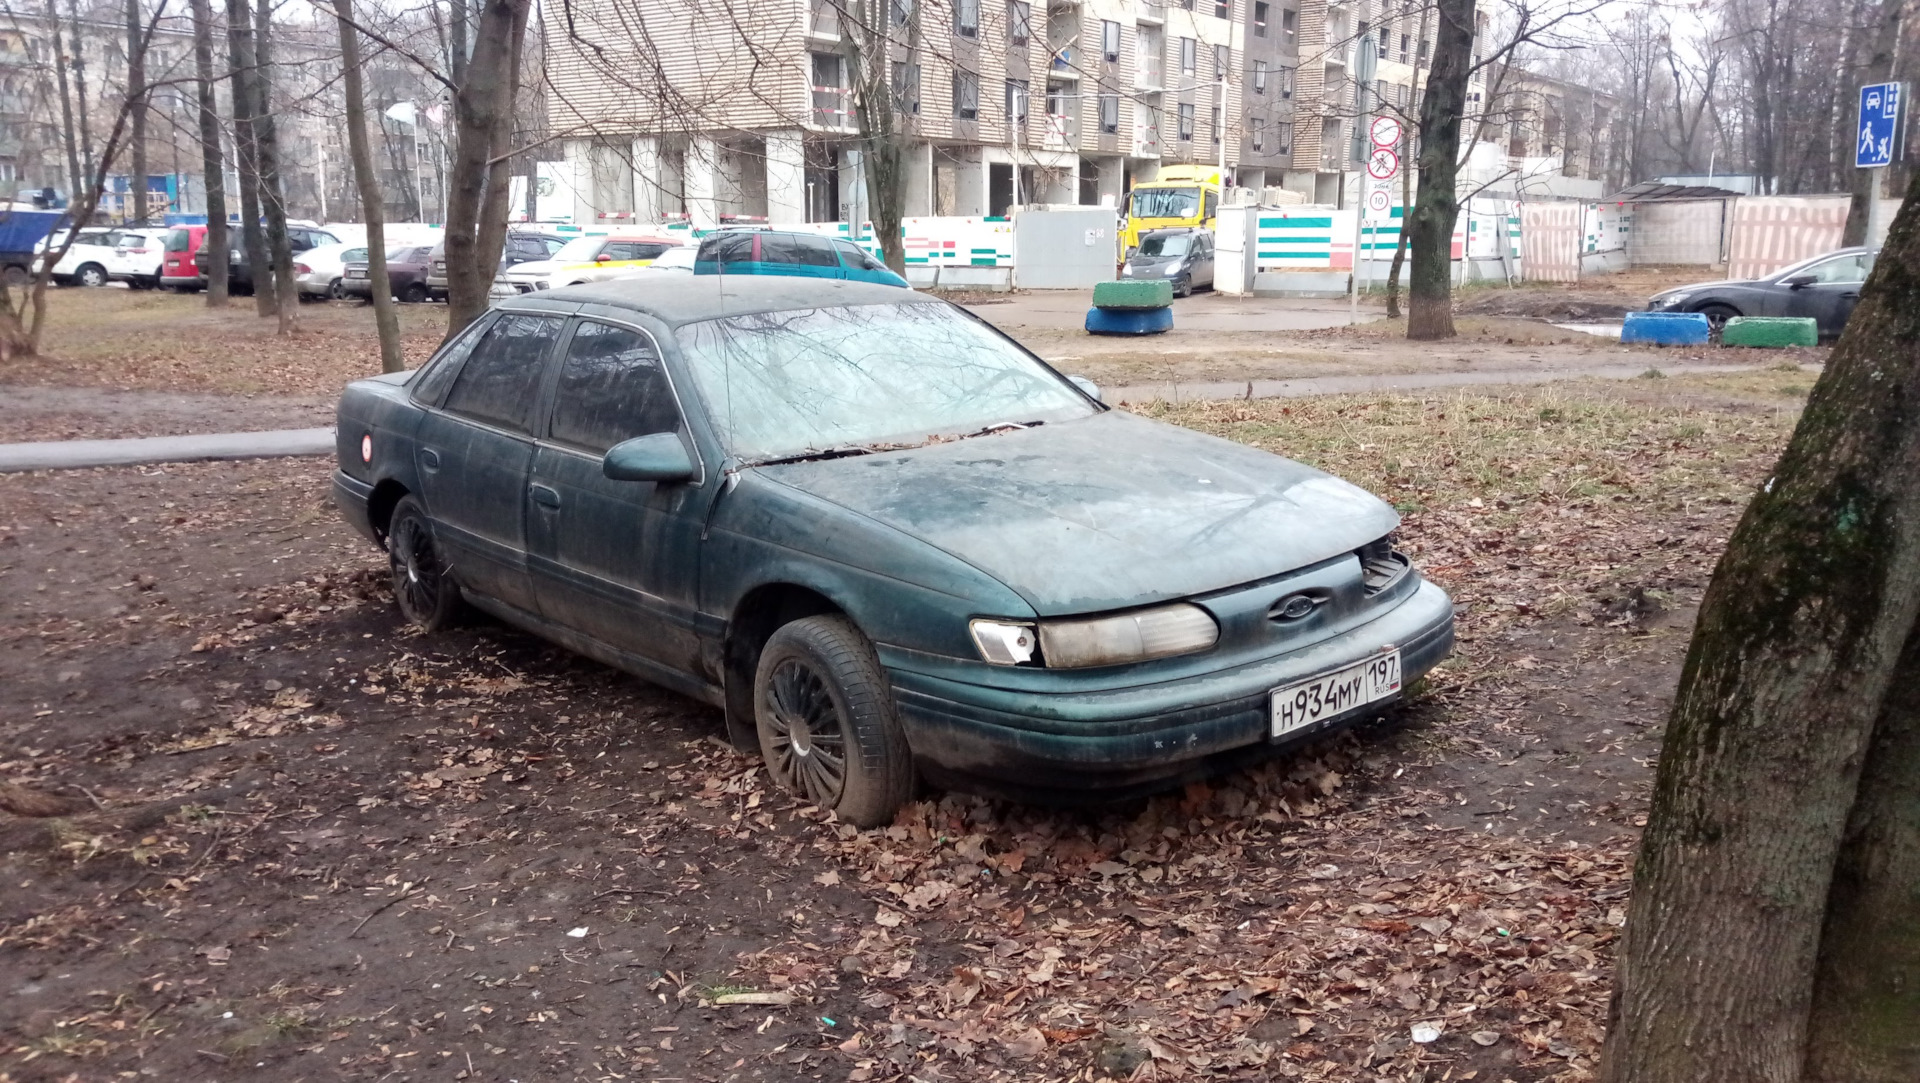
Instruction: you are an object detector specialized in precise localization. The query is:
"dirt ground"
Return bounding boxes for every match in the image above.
[0,282,1814,438]
[0,370,1807,1083]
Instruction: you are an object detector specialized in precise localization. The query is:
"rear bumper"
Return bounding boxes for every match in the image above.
[338,277,374,296]
[332,470,380,546]
[161,273,204,288]
[885,579,1454,800]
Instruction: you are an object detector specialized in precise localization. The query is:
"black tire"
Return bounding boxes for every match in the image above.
[1695,303,1739,337]
[327,277,346,301]
[754,615,914,827]
[400,282,427,304]
[3,264,30,288]
[387,496,463,632]
[1177,274,1192,298]
[76,263,107,288]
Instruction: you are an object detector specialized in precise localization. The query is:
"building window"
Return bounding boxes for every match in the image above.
[892,61,920,114]
[1280,65,1294,99]
[1277,121,1292,153]
[1099,92,1119,133]
[954,0,978,38]
[1005,78,1029,123]
[891,0,913,26]
[1210,105,1220,144]
[1178,102,1194,140]
[1400,33,1409,62]
[1180,37,1196,74]
[1008,0,1031,44]
[1253,1,1267,36]
[1379,24,1390,52]
[1253,59,1267,93]
[1215,0,1231,16]
[1282,8,1296,44]
[1418,35,1428,61]
[1102,20,1121,62]
[1214,44,1229,77]
[953,69,979,119]
[1251,116,1264,150]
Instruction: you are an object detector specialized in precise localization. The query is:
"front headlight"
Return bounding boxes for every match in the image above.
[972,604,1220,668]
[1121,265,1134,276]
[1650,291,1690,309]
[1164,263,1184,276]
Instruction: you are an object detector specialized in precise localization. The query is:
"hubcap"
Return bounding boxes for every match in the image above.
[390,520,441,620]
[764,659,847,805]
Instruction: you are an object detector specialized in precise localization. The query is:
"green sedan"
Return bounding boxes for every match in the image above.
[332,278,1453,825]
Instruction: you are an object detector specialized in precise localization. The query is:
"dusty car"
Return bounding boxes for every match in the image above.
[332,278,1453,824]
[1645,246,1877,339]
[1121,227,1216,297]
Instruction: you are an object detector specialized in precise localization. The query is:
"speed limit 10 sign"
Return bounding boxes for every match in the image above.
[1370,115,1402,148]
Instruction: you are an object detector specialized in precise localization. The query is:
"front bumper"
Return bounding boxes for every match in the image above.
[885,579,1455,800]
[332,470,379,546]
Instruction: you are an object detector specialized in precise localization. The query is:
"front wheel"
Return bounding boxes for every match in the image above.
[1176,274,1193,298]
[1695,303,1739,338]
[387,496,463,632]
[76,264,107,288]
[400,282,427,304]
[754,615,914,827]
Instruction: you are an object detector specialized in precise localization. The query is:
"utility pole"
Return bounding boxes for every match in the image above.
[1350,36,1377,325]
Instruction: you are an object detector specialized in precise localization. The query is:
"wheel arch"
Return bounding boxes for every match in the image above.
[721,583,847,752]
[366,478,411,544]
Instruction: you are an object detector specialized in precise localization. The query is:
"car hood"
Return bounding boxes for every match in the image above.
[506,259,558,277]
[1653,279,1753,298]
[756,410,1399,615]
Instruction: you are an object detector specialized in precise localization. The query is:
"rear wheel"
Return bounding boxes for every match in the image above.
[327,277,346,300]
[3,265,30,288]
[754,615,914,827]
[76,263,107,288]
[387,496,463,632]
[400,282,428,303]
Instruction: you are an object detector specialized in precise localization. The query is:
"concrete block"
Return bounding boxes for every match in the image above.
[1721,316,1819,348]
[1091,279,1173,309]
[1622,311,1712,346]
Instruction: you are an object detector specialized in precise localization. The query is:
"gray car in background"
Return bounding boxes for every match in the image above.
[1121,227,1215,297]
[1646,246,1877,339]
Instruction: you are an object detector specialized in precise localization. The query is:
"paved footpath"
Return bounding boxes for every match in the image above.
[0,361,1781,473]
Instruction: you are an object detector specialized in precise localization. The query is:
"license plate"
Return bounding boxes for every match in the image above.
[347,268,367,278]
[1270,651,1401,738]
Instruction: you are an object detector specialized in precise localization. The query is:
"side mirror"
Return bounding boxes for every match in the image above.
[595,253,613,263]
[1068,375,1103,402]
[603,433,697,484]
[1784,274,1817,289]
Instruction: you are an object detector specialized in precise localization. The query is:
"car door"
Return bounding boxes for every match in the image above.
[1779,252,1872,336]
[525,317,708,678]
[412,312,566,614]
[1192,234,1215,287]
[764,233,844,279]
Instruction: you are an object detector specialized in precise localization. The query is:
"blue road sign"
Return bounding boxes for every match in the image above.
[1857,82,1903,168]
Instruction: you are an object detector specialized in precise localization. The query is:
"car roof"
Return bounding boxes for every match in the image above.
[1141,227,1203,237]
[502,275,936,327]
[600,234,683,244]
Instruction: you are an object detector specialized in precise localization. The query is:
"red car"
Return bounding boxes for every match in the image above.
[160,225,207,290]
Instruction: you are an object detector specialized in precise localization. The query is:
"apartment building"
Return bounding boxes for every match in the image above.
[543,0,1251,225]
[1484,66,1622,191]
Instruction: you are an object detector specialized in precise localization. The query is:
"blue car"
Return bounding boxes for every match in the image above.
[694,229,909,287]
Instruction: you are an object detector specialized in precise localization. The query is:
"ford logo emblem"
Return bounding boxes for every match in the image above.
[1272,593,1322,621]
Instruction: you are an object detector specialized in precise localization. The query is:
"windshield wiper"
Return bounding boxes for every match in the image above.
[748,421,1047,467]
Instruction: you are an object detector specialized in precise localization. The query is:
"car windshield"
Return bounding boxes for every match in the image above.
[1766,251,1873,283]
[552,236,604,262]
[1131,187,1201,219]
[1138,234,1192,257]
[676,302,1097,463]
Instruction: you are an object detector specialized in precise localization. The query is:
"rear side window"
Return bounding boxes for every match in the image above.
[410,317,492,405]
[758,234,801,264]
[601,242,639,261]
[548,320,681,453]
[164,229,192,252]
[441,315,564,432]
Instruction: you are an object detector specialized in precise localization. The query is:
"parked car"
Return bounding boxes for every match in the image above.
[340,244,437,302]
[193,224,342,293]
[161,225,207,290]
[640,245,697,274]
[693,230,908,287]
[1121,227,1215,297]
[292,242,367,300]
[38,227,119,287]
[331,278,1453,825]
[1646,246,1878,339]
[108,228,169,289]
[496,234,683,293]
[427,231,566,299]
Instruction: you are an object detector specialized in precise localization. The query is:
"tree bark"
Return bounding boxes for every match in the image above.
[46,0,81,201]
[1405,0,1472,341]
[125,0,146,225]
[442,0,530,338]
[253,0,297,332]
[332,0,401,372]
[1843,0,1903,247]
[66,0,94,186]
[1599,168,1920,1083]
[227,0,274,315]
[190,0,227,305]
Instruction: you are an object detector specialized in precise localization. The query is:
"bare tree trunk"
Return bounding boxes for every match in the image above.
[449,0,468,89]
[332,0,401,371]
[443,0,530,338]
[1844,0,1903,247]
[227,0,273,315]
[1600,169,1920,1083]
[46,0,81,201]
[67,0,94,186]
[1405,0,1472,341]
[253,0,297,332]
[126,0,147,225]
[190,0,227,305]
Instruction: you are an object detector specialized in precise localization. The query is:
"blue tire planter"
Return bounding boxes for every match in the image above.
[1621,311,1712,346]
[1086,306,1175,335]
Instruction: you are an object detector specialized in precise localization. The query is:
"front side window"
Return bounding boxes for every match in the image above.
[835,240,886,271]
[553,235,605,262]
[549,320,680,453]
[677,302,1096,463]
[792,233,841,267]
[441,314,564,432]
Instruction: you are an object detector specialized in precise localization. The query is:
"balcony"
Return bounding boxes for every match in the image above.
[1043,112,1076,150]
[812,84,854,130]
[1136,0,1166,25]
[1135,55,1165,91]
[1133,121,1161,157]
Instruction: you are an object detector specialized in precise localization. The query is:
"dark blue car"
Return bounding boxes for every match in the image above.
[331,278,1452,824]
[694,229,909,287]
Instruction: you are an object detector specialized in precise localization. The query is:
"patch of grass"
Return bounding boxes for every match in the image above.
[1328,314,1599,346]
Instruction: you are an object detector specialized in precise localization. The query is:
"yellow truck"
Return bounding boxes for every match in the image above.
[1121,165,1223,254]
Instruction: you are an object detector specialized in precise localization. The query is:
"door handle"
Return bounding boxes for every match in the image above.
[1842,291,1860,300]
[420,448,440,472]
[529,483,562,509]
